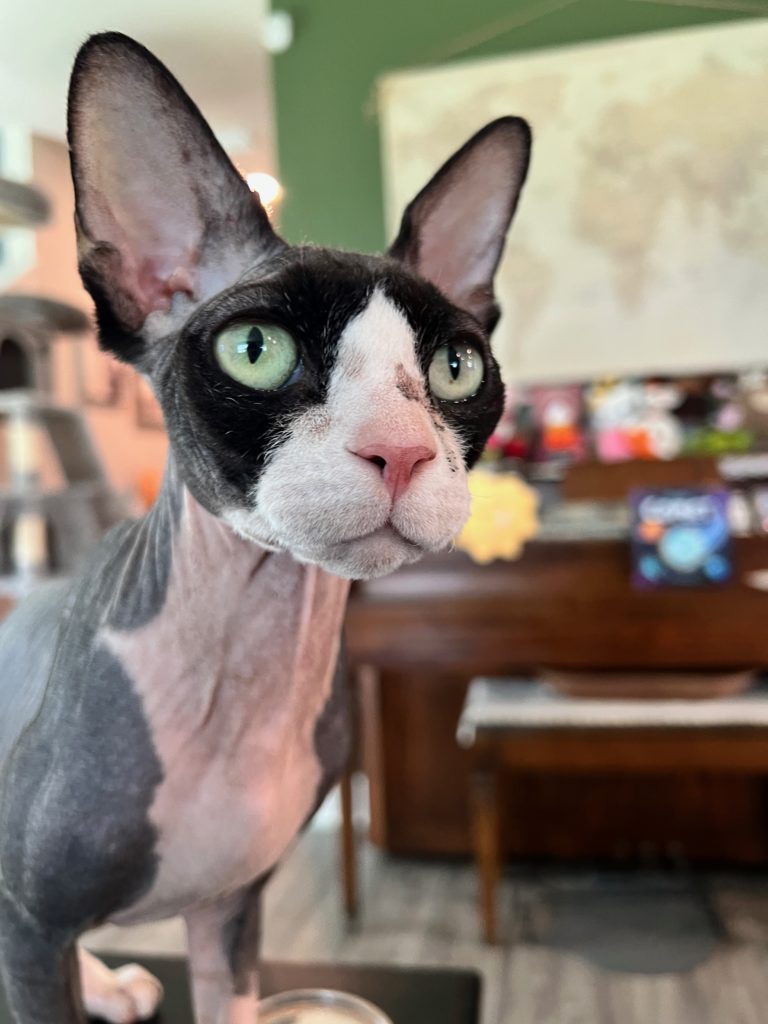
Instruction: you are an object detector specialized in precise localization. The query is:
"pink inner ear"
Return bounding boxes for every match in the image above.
[407,127,527,320]
[136,259,197,313]
[76,83,211,321]
[72,39,280,335]
[87,177,202,319]
[415,145,518,307]
[419,190,510,309]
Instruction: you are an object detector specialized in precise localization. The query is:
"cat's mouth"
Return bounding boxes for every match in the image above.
[342,520,421,549]
[320,523,425,579]
[226,506,453,580]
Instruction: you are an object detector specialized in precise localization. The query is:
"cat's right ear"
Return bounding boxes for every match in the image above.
[68,32,284,364]
[388,117,531,336]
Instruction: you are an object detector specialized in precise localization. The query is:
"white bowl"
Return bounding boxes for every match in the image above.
[258,987,393,1024]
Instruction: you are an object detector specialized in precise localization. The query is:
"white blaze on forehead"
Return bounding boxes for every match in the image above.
[324,288,438,462]
[331,287,424,399]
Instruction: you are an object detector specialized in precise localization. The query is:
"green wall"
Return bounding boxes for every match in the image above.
[272,0,754,254]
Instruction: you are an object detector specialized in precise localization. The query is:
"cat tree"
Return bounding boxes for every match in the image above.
[0,178,128,594]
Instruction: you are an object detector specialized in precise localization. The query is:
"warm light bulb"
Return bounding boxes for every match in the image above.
[245,172,283,207]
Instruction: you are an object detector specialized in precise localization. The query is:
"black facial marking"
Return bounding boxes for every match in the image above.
[0,488,182,935]
[312,642,352,810]
[142,246,504,515]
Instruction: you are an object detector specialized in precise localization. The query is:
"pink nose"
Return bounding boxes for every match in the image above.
[352,443,437,502]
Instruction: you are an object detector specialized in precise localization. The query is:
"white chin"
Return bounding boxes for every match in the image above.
[295,526,428,580]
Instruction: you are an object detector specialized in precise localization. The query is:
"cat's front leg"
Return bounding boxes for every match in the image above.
[0,888,84,1024]
[185,879,266,1024]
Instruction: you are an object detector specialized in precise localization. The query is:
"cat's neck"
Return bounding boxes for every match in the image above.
[102,455,351,753]
[151,454,267,570]
[138,454,349,618]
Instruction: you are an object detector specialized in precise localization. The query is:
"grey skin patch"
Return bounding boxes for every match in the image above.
[0,891,83,1024]
[221,877,269,995]
[0,579,71,773]
[395,363,425,402]
[312,643,352,810]
[0,642,163,932]
[102,457,183,630]
[0,466,182,933]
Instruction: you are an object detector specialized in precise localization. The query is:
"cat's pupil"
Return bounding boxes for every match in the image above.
[447,345,461,381]
[246,326,265,364]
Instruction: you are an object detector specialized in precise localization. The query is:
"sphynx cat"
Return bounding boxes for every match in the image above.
[0,32,530,1024]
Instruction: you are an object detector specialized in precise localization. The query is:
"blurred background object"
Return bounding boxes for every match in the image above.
[0,177,49,228]
[0,176,127,597]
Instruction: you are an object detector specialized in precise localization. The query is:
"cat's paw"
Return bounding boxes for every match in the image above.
[79,948,164,1022]
[112,964,164,1020]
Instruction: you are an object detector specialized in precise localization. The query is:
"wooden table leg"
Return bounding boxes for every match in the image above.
[470,767,501,944]
[339,766,358,920]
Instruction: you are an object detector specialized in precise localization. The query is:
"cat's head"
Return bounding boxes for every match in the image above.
[68,33,531,579]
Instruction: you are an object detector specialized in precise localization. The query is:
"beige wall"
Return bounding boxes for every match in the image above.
[11,135,167,503]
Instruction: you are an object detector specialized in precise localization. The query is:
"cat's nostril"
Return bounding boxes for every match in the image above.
[351,442,437,502]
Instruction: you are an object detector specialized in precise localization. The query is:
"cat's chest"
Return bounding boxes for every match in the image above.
[105,551,349,921]
[117,688,329,923]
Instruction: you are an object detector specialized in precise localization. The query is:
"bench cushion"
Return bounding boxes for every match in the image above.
[457,678,768,747]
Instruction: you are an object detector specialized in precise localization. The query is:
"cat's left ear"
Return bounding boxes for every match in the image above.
[388,117,531,334]
[68,32,284,362]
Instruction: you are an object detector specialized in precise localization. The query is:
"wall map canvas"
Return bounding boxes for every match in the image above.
[380,19,768,383]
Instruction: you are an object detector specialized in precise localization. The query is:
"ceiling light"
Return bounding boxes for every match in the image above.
[245,172,283,207]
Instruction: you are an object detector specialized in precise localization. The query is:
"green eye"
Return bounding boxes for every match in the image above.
[213,322,299,391]
[428,342,484,401]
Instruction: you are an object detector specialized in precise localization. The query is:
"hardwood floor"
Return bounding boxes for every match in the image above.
[87,821,768,1024]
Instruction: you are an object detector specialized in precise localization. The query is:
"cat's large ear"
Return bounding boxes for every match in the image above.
[68,32,284,362]
[388,117,531,334]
